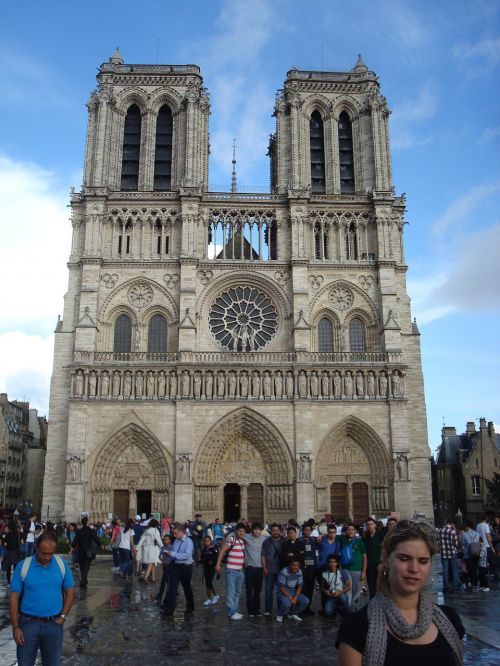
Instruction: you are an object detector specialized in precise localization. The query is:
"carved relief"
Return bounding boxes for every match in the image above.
[358,275,374,291]
[101,273,119,288]
[298,454,312,481]
[128,282,153,309]
[67,456,82,483]
[163,273,180,289]
[198,269,213,286]
[329,285,354,311]
[177,454,192,483]
[308,275,324,291]
[274,270,289,287]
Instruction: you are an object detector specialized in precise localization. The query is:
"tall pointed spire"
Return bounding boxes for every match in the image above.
[231,138,237,193]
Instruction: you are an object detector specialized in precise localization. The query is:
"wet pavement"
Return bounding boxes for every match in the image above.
[1,556,499,665]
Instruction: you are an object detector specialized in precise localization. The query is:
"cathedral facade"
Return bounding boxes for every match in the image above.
[43,50,433,524]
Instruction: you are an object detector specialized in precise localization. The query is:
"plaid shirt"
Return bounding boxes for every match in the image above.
[437,525,459,558]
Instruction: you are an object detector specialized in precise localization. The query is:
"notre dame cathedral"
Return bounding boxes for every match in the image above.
[43,49,433,525]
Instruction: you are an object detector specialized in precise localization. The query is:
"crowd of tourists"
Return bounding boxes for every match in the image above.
[2,511,500,665]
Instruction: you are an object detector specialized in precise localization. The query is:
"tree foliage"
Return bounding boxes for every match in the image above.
[485,473,500,509]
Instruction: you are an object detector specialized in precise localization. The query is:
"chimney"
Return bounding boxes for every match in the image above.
[442,426,457,438]
[466,421,476,435]
[479,417,487,430]
[488,421,495,436]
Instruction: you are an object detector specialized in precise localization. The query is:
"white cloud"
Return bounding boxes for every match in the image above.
[390,86,437,150]
[482,125,500,143]
[432,179,500,238]
[0,332,54,416]
[453,36,500,69]
[0,154,71,333]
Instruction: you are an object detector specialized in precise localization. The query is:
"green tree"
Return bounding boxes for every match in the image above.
[485,473,500,510]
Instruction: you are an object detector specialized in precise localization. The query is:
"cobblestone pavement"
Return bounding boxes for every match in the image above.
[1,557,499,665]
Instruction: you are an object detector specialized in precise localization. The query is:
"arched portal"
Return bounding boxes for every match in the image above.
[90,423,171,521]
[194,408,294,523]
[315,416,392,521]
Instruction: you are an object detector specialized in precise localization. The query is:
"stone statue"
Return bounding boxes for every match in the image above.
[88,372,97,397]
[321,373,330,398]
[74,370,84,397]
[396,454,409,480]
[169,372,178,398]
[356,372,364,398]
[231,327,239,351]
[334,372,341,398]
[205,373,213,399]
[392,372,401,398]
[344,373,353,398]
[263,373,271,398]
[310,372,318,398]
[112,372,121,397]
[286,372,294,398]
[240,372,249,398]
[147,371,156,397]
[193,373,202,399]
[217,373,225,398]
[298,371,307,398]
[158,372,166,398]
[177,455,191,482]
[298,455,311,481]
[182,371,190,397]
[367,373,375,398]
[135,324,141,351]
[68,456,81,482]
[228,373,236,398]
[100,372,109,397]
[274,372,283,399]
[240,324,250,352]
[123,372,132,398]
[135,372,144,398]
[252,372,260,398]
[379,373,388,398]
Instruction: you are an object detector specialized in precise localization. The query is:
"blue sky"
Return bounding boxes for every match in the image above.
[0,0,499,453]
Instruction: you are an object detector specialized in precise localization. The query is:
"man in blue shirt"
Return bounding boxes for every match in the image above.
[162,524,195,615]
[9,531,75,666]
[276,558,309,622]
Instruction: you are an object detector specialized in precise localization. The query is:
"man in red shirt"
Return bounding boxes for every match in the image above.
[216,523,246,620]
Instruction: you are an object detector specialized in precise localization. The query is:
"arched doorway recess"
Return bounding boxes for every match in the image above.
[315,416,391,521]
[194,408,294,523]
[90,423,171,521]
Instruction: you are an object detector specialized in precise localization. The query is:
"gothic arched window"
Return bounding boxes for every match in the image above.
[314,223,329,260]
[310,111,326,193]
[338,111,355,193]
[148,314,167,353]
[318,318,334,352]
[345,222,358,260]
[121,105,141,191]
[349,317,366,352]
[154,105,173,191]
[114,314,132,352]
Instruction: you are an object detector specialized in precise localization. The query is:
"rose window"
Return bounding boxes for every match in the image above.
[209,287,278,351]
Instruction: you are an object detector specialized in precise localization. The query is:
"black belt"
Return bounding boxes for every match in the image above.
[20,613,59,622]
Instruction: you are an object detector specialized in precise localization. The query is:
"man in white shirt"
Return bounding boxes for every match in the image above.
[24,514,38,557]
[476,514,494,575]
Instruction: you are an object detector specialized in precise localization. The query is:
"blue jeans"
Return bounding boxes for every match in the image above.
[442,555,460,592]
[324,593,349,617]
[111,547,120,568]
[119,548,133,576]
[17,616,63,666]
[348,569,362,606]
[264,572,279,613]
[25,542,35,557]
[225,569,244,617]
[277,592,309,616]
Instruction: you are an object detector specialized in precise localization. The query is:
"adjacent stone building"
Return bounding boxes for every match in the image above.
[43,50,433,524]
[433,419,500,524]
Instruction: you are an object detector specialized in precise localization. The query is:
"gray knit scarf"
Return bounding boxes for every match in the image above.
[365,591,463,665]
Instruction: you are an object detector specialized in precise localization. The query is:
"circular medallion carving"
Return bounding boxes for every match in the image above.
[209,287,278,351]
[328,285,354,311]
[128,283,153,309]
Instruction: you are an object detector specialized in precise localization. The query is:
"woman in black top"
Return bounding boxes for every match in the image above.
[2,520,21,584]
[337,520,464,665]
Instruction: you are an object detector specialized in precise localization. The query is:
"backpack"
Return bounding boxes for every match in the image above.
[340,538,358,567]
[21,554,66,581]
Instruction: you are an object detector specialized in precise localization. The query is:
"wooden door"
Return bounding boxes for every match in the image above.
[113,489,129,519]
[330,483,348,522]
[247,483,264,524]
[352,482,369,524]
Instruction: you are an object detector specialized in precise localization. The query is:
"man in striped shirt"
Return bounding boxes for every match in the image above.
[216,523,246,620]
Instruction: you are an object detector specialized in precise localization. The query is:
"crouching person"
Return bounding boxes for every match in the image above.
[320,554,351,619]
[276,558,309,622]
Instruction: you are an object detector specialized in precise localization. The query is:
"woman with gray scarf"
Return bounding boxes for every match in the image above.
[336,520,464,665]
